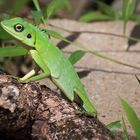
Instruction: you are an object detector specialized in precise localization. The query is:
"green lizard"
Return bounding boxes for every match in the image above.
[1,17,97,116]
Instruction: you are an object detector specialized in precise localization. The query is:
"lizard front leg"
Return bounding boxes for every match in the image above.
[21,49,51,82]
[22,72,50,82]
[19,66,40,82]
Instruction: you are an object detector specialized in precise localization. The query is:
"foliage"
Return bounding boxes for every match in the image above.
[107,120,122,135]
[107,76,140,139]
[45,0,71,19]
[120,97,140,139]
[122,0,138,34]
[107,96,140,139]
[68,50,86,65]
[80,0,139,35]
[79,11,113,22]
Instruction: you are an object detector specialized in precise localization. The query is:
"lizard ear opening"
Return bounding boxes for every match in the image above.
[27,33,32,39]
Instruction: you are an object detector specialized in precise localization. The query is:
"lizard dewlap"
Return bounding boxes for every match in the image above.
[1,17,97,116]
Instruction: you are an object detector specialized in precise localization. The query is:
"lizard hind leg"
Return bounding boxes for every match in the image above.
[74,88,97,116]
[73,88,85,112]
[73,90,84,108]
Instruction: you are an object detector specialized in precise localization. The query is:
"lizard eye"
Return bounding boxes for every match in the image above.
[14,24,24,32]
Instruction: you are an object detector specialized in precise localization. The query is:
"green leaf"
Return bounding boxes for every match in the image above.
[121,118,129,140]
[46,29,69,42]
[32,0,48,28]
[120,97,140,139]
[79,12,114,22]
[45,0,71,19]
[107,120,122,134]
[96,1,118,19]
[0,0,5,5]
[46,29,63,38]
[68,50,86,65]
[12,0,29,14]
[131,15,140,23]
[0,26,12,39]
[122,0,137,34]
[32,0,41,12]
[31,10,42,25]
[0,46,28,57]
[122,0,137,20]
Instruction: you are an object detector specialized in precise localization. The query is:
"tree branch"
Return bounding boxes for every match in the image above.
[0,74,114,140]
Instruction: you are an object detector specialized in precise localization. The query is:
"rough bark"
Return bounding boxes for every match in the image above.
[0,74,115,140]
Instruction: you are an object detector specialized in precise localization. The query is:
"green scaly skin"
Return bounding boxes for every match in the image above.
[1,17,97,116]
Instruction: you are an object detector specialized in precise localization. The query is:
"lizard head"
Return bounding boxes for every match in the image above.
[1,17,36,48]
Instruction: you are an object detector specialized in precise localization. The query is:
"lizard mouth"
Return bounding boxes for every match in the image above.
[1,21,24,41]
